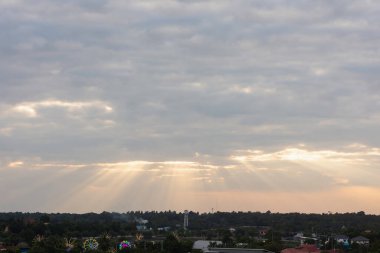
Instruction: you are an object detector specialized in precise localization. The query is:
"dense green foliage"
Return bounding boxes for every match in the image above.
[1,211,380,253]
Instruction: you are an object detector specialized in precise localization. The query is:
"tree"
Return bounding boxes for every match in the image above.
[39,215,50,224]
[98,233,112,252]
[180,240,193,253]
[304,239,316,245]
[264,241,283,253]
[164,234,181,253]
[44,235,65,253]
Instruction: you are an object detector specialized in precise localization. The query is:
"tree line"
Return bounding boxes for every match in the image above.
[1,211,380,253]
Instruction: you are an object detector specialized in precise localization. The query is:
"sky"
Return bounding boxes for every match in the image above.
[1,0,380,214]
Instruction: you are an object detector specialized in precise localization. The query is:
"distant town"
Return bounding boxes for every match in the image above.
[0,211,378,253]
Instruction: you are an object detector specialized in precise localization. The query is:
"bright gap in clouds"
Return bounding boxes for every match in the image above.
[2,144,380,213]
[8,100,113,118]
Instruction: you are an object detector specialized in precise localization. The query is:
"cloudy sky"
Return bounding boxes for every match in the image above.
[1,0,380,213]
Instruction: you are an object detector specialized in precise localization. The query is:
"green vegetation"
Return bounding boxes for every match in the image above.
[0,211,380,253]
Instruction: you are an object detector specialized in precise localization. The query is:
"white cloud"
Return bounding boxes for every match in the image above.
[228,85,253,94]
[7,100,113,118]
[12,105,37,117]
[231,146,380,163]
[8,161,24,168]
[312,67,328,76]
[1,0,380,212]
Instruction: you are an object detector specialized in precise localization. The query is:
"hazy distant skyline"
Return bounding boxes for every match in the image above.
[1,0,380,213]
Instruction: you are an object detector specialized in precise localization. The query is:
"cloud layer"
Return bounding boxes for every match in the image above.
[1,0,380,213]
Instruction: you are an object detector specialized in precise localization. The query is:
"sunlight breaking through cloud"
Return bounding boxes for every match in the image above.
[8,161,24,168]
[231,146,380,163]
[7,100,113,118]
[1,0,380,213]
[2,142,380,212]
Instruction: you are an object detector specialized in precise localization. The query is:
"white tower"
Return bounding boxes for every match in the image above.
[184,210,189,230]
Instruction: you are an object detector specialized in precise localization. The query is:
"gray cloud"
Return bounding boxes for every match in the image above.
[1,0,380,212]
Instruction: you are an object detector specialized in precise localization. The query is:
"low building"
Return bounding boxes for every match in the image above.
[193,240,222,252]
[236,243,249,248]
[334,235,349,244]
[351,236,370,246]
[157,226,171,232]
[136,224,147,231]
[136,218,149,231]
[292,233,318,245]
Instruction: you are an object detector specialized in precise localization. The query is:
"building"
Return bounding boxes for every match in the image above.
[136,224,148,231]
[292,232,318,245]
[193,240,222,252]
[334,235,349,244]
[351,236,370,246]
[157,226,171,232]
[136,218,149,231]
